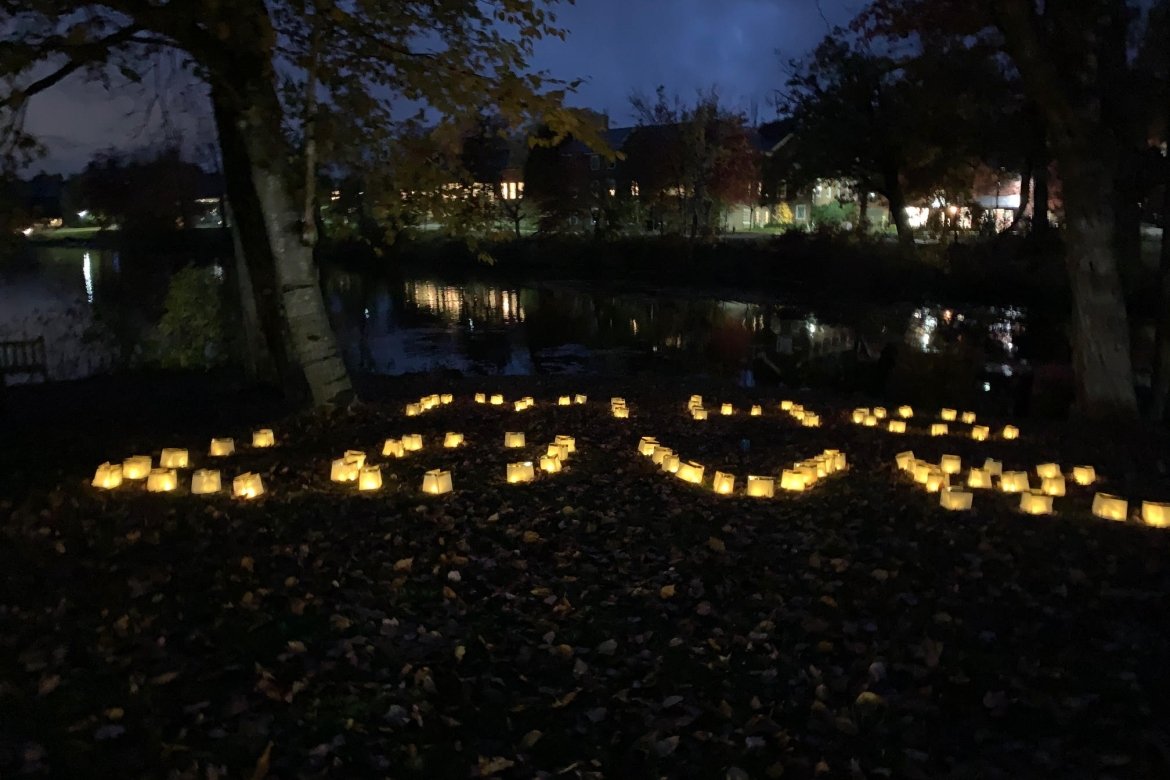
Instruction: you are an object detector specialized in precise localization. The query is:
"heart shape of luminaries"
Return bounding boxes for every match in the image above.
[86,393,1168,527]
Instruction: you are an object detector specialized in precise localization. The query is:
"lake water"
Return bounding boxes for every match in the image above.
[1,244,1036,408]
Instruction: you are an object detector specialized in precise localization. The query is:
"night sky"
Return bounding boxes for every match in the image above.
[23,0,856,174]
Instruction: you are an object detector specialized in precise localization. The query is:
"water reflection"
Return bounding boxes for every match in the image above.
[4,246,1038,411]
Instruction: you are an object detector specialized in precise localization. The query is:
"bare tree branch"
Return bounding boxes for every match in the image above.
[0,24,144,110]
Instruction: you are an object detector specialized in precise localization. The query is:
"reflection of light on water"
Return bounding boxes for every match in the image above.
[82,252,94,304]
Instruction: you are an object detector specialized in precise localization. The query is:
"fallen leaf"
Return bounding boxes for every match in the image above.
[660,584,676,599]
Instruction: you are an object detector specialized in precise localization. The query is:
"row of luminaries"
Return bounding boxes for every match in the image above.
[852,405,1019,440]
[687,395,822,426]
[408,392,588,416]
[327,432,578,494]
[637,435,846,497]
[895,450,1169,525]
[91,430,275,497]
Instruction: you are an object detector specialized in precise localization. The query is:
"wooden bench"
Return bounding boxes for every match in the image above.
[0,337,49,384]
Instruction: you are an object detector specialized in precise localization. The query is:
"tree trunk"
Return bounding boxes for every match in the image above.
[1032,157,1049,235]
[1009,158,1032,233]
[247,134,354,408]
[1061,155,1138,417]
[211,90,297,394]
[223,199,275,383]
[1150,156,1170,421]
[883,169,914,248]
[213,75,353,408]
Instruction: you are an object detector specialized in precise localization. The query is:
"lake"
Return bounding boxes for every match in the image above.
[1,244,1037,411]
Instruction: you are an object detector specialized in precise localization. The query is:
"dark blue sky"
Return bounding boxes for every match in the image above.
[24,0,856,173]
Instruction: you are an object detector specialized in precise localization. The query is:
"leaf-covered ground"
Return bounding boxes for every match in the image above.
[2,374,1170,779]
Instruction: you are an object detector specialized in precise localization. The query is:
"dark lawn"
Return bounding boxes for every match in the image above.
[2,374,1170,779]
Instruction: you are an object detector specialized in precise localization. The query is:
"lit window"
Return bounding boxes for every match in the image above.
[794,204,808,221]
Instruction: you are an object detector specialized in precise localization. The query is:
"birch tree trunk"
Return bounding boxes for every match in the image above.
[1060,155,1137,416]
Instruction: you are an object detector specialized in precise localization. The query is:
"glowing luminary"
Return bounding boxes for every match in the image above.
[1000,471,1030,493]
[558,396,572,406]
[939,455,962,475]
[867,407,884,421]
[638,436,659,457]
[521,396,535,409]
[405,403,421,417]
[1019,491,1053,515]
[209,438,235,457]
[863,414,878,427]
[507,461,535,484]
[960,412,976,424]
[1036,463,1061,479]
[780,400,794,411]
[913,462,933,484]
[898,405,914,418]
[330,458,360,483]
[983,458,1003,476]
[925,471,949,493]
[676,461,704,485]
[829,451,847,472]
[802,414,821,427]
[548,443,571,461]
[712,471,736,495]
[514,400,528,412]
[504,432,526,448]
[160,448,189,469]
[746,475,775,498]
[931,423,949,437]
[967,468,992,489]
[971,425,990,442]
[191,469,221,495]
[443,432,464,448]
[92,462,123,489]
[780,469,806,492]
[690,395,704,408]
[611,397,626,408]
[402,435,423,452]
[490,394,505,406]
[661,454,681,474]
[554,435,576,454]
[940,408,957,422]
[895,450,916,471]
[612,406,629,419]
[720,403,734,416]
[1002,425,1020,440]
[540,454,562,474]
[421,469,453,495]
[651,445,673,465]
[440,393,453,405]
[232,472,264,499]
[475,393,486,404]
[888,420,907,434]
[250,429,274,448]
[343,450,367,468]
[1092,493,1128,521]
[791,408,806,421]
[940,488,973,511]
[358,465,382,492]
[851,408,869,424]
[1141,501,1170,528]
[796,464,820,487]
[574,394,587,404]
[750,405,762,417]
[1072,466,1096,486]
[421,394,440,410]
[122,455,152,480]
[383,439,405,458]
[1040,476,1066,497]
[692,408,708,421]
